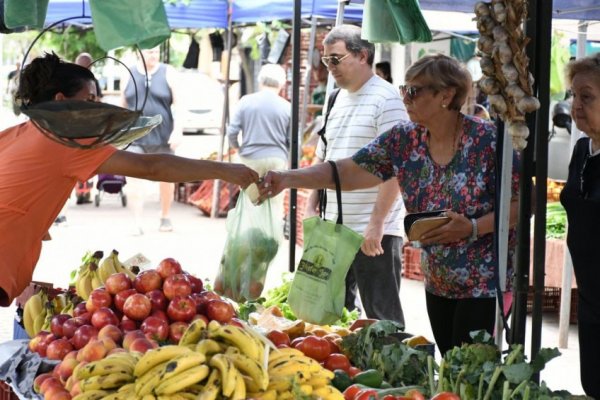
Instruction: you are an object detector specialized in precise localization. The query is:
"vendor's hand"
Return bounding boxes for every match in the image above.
[418,211,472,245]
[224,164,259,189]
[361,223,384,256]
[257,170,286,204]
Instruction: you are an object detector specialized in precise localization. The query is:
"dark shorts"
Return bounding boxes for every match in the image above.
[127,144,173,155]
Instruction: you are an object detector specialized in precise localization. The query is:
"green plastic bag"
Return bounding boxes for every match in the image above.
[3,0,48,29]
[89,0,171,51]
[215,191,282,303]
[287,162,364,325]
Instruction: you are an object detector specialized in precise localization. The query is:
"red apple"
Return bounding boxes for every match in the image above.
[91,307,119,330]
[50,314,72,337]
[122,329,146,351]
[98,324,123,345]
[151,309,169,322]
[119,317,138,332]
[104,272,132,295]
[29,331,54,356]
[72,325,98,350]
[163,274,192,300]
[33,372,55,393]
[191,313,209,324]
[39,376,62,395]
[72,302,88,317]
[85,288,112,313]
[166,295,196,322]
[77,338,107,362]
[205,299,235,323]
[62,317,86,339]
[133,270,162,293]
[192,290,221,314]
[114,288,137,312]
[140,316,169,341]
[129,337,158,354]
[156,258,183,279]
[146,289,168,311]
[123,293,152,321]
[185,273,203,294]
[46,338,74,360]
[168,321,189,344]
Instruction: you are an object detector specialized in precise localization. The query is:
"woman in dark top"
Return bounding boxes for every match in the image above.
[560,52,600,399]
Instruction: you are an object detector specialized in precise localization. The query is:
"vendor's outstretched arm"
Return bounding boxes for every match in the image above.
[259,158,382,201]
[97,150,259,189]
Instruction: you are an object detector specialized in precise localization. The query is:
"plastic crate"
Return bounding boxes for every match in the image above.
[0,381,18,400]
[402,245,424,281]
[526,286,579,324]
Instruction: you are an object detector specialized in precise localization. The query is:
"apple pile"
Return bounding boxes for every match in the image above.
[28,257,237,361]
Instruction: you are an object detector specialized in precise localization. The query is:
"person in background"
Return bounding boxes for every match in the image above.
[306,25,408,327]
[227,63,290,218]
[121,47,182,234]
[258,53,520,356]
[0,52,258,307]
[375,61,393,84]
[560,53,600,399]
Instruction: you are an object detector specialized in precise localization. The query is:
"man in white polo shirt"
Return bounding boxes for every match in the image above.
[305,24,408,326]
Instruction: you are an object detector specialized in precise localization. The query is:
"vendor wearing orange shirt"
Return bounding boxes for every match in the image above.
[0,53,259,306]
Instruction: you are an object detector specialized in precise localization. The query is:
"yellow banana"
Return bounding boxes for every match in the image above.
[313,385,345,400]
[158,352,206,381]
[268,347,304,363]
[229,367,246,400]
[242,374,261,392]
[75,357,135,380]
[225,350,269,390]
[266,376,293,392]
[141,395,157,400]
[195,368,220,400]
[207,321,260,362]
[117,383,135,393]
[195,338,226,357]
[76,268,93,300]
[71,390,110,400]
[110,250,136,280]
[277,390,296,400]
[98,391,130,400]
[307,375,330,388]
[209,353,236,397]
[310,365,335,380]
[178,318,207,346]
[98,255,118,284]
[79,372,133,391]
[89,268,103,290]
[134,345,193,377]
[154,364,210,395]
[32,308,46,335]
[247,389,278,400]
[269,358,313,377]
[135,362,168,396]
[299,384,314,396]
[23,292,43,337]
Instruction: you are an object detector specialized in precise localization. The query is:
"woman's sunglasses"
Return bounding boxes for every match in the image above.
[399,85,433,100]
[321,53,350,67]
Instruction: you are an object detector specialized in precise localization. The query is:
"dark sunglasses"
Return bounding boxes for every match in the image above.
[321,53,350,67]
[399,85,433,100]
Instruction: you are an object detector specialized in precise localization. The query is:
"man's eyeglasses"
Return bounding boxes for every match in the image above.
[399,85,432,100]
[321,53,350,67]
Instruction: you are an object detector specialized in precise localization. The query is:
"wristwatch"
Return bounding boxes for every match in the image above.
[470,218,478,241]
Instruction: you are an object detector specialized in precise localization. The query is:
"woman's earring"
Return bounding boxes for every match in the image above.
[442,104,447,108]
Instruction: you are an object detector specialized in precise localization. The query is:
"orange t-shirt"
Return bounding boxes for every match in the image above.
[0,121,117,306]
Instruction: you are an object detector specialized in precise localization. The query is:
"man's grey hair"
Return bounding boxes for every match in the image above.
[323,24,375,66]
[258,63,287,88]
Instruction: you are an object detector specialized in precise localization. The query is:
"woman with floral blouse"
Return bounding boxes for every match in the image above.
[257,54,520,356]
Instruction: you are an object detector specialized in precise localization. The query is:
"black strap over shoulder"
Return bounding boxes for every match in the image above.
[317,88,340,155]
[319,160,343,225]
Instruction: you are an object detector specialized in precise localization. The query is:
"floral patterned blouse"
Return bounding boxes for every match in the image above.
[352,114,519,299]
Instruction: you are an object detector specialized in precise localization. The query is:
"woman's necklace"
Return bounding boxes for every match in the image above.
[427,114,462,165]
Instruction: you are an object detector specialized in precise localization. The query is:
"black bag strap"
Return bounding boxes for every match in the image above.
[319,160,343,225]
[317,88,340,156]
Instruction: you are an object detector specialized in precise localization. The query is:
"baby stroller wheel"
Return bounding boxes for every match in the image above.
[94,194,100,207]
[121,193,127,207]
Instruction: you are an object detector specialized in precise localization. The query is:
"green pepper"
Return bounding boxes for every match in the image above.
[353,369,384,388]
[331,369,353,391]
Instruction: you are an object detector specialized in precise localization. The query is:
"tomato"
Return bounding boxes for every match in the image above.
[347,366,362,378]
[343,384,363,400]
[405,389,426,400]
[324,353,351,372]
[355,389,379,400]
[297,335,331,361]
[431,392,461,400]
[266,330,291,347]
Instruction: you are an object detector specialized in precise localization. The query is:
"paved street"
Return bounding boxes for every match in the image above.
[0,114,585,395]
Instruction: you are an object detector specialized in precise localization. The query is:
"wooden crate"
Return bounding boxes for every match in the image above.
[0,381,18,400]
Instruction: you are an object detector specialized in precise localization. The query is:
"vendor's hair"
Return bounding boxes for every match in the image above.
[324,24,375,66]
[16,52,96,106]
[566,53,600,83]
[376,61,393,83]
[405,54,472,111]
[258,63,287,88]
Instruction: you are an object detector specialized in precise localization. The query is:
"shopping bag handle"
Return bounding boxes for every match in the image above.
[319,160,343,225]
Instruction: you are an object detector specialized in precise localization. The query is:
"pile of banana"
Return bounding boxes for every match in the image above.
[76,250,136,300]
[263,347,343,400]
[23,289,74,337]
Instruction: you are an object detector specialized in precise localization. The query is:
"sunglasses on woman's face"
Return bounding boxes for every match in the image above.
[321,53,350,67]
[399,85,433,100]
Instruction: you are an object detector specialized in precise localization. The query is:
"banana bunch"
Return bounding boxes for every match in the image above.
[71,351,139,400]
[23,289,49,337]
[98,249,137,284]
[250,347,344,400]
[75,251,104,300]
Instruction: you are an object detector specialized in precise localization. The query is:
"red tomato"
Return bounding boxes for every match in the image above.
[297,335,331,361]
[323,353,351,372]
[431,392,461,400]
[405,389,426,400]
[343,384,363,400]
[266,330,291,347]
[355,389,380,400]
[347,366,362,378]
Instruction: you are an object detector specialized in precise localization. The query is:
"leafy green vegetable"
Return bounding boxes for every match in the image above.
[546,202,567,239]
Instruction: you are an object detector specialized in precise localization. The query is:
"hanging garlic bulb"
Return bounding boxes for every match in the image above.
[505,84,526,101]
[489,94,508,115]
[497,42,513,64]
[474,1,491,18]
[477,16,497,35]
[492,25,509,42]
[492,2,507,23]
[478,35,495,54]
[501,63,519,83]
[480,56,495,75]
[508,121,529,150]
[479,77,501,95]
[516,96,541,113]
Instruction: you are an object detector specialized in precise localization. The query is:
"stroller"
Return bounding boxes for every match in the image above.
[94,174,127,207]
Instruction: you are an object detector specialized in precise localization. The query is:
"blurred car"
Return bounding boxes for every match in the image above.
[177,70,224,135]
